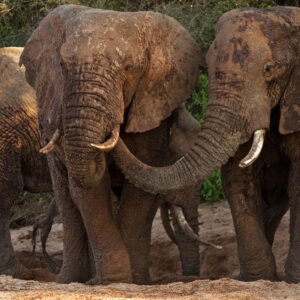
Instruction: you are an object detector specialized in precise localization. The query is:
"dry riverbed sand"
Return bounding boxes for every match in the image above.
[2,201,300,299]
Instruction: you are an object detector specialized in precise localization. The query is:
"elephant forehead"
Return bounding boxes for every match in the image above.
[60,8,150,63]
[218,7,293,30]
[216,8,295,52]
[210,10,289,68]
[209,30,270,71]
[214,7,300,73]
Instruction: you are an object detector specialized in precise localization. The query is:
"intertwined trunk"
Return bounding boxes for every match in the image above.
[113,86,245,194]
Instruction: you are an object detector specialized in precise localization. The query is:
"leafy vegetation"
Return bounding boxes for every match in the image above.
[200,170,224,203]
[14,191,53,206]
[1,0,296,202]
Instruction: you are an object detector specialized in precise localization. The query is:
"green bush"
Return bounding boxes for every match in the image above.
[186,72,208,124]
[200,170,224,203]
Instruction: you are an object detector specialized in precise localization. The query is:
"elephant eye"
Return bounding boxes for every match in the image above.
[125,64,134,71]
[263,62,275,80]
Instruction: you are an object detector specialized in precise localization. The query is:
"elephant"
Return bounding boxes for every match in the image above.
[0,47,53,280]
[20,4,203,284]
[111,7,300,283]
[33,104,212,278]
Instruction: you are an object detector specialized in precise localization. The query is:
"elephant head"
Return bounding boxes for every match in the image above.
[112,7,300,193]
[20,4,202,188]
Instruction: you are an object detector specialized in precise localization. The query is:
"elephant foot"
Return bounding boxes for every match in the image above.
[32,268,57,282]
[56,264,91,284]
[285,268,300,284]
[132,272,150,285]
[100,249,132,284]
[284,274,300,284]
[238,267,278,282]
[285,257,300,284]
[0,259,33,280]
[85,276,100,285]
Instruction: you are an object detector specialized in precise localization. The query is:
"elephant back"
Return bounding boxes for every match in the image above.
[0,47,37,119]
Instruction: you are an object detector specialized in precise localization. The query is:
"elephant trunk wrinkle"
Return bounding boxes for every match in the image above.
[66,62,123,117]
[113,107,242,194]
[64,86,120,187]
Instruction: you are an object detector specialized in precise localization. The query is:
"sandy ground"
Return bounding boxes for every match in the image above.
[2,201,300,299]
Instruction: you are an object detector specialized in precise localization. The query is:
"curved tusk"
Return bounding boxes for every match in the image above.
[171,205,222,249]
[91,125,120,152]
[40,129,60,154]
[239,129,266,168]
[160,204,177,244]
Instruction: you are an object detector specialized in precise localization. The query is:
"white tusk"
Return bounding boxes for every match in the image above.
[91,125,120,152]
[171,205,222,249]
[40,129,60,154]
[239,129,266,168]
[160,204,177,244]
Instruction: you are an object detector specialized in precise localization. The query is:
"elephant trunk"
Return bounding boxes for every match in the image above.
[64,67,123,187]
[64,104,106,187]
[113,103,242,194]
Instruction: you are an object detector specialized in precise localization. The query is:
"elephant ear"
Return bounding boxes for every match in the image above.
[125,13,203,133]
[20,7,67,138]
[279,60,300,135]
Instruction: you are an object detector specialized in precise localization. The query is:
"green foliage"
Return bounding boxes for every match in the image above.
[200,169,224,203]
[186,72,208,124]
[14,191,53,205]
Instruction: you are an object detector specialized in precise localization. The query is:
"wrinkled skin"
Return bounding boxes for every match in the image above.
[111,7,300,283]
[0,47,52,280]
[21,5,202,284]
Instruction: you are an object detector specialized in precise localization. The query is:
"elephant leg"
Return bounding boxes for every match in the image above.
[32,198,60,274]
[119,181,159,284]
[171,199,200,276]
[69,170,132,284]
[47,154,91,284]
[0,209,33,279]
[222,158,277,281]
[263,188,289,246]
[285,160,300,283]
[0,151,33,279]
